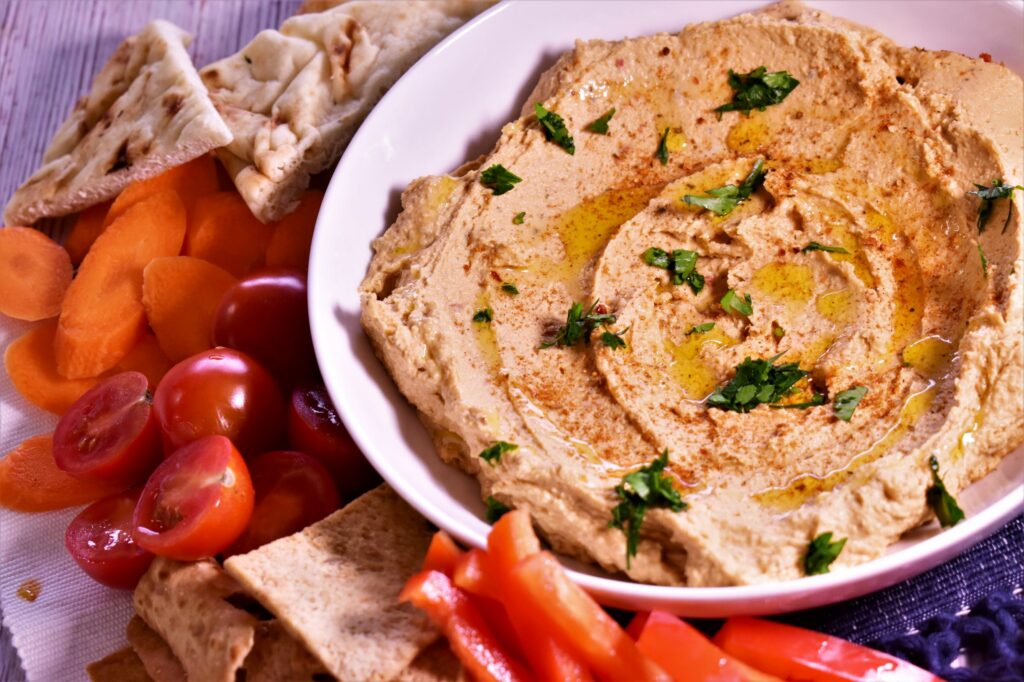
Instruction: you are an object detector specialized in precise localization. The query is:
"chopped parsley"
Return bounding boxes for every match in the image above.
[512,211,526,225]
[968,179,1022,232]
[687,322,716,335]
[485,496,511,523]
[480,164,522,195]
[978,244,988,276]
[926,455,965,528]
[771,393,826,410]
[541,300,618,348]
[804,532,846,575]
[586,108,616,134]
[655,127,670,165]
[501,282,519,295]
[720,289,753,317]
[802,241,849,254]
[534,102,575,155]
[772,324,786,339]
[714,66,800,118]
[683,157,766,216]
[641,247,705,293]
[472,307,493,323]
[708,354,808,413]
[480,441,517,466]
[600,329,627,350]
[833,385,867,422]
[609,451,687,569]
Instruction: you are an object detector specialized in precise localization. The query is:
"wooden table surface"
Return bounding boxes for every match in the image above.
[0,2,301,679]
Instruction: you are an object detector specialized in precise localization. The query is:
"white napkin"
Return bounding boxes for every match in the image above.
[0,318,133,682]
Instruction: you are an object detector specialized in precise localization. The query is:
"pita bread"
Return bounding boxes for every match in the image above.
[126,617,186,682]
[245,621,331,682]
[3,20,232,225]
[224,484,438,681]
[86,647,153,682]
[200,1,492,222]
[394,641,466,682]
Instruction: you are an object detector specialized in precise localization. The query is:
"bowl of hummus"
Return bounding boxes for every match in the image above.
[311,0,1024,613]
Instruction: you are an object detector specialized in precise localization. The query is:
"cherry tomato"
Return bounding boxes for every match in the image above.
[153,348,284,456]
[53,371,162,486]
[65,487,155,589]
[288,384,380,497]
[212,269,317,387]
[132,435,254,560]
[226,450,340,556]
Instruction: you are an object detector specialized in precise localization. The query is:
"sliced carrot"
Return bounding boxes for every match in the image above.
[116,332,173,389]
[0,435,122,512]
[265,190,324,272]
[0,227,73,321]
[105,154,220,228]
[65,201,111,266]
[184,192,272,277]
[5,320,99,414]
[142,256,237,361]
[56,190,186,379]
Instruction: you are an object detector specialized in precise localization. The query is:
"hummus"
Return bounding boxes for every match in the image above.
[361,1,1024,585]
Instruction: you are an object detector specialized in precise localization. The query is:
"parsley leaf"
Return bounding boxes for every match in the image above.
[804,532,846,575]
[542,300,618,348]
[926,455,965,528]
[485,496,511,523]
[655,127,670,165]
[968,179,1023,232]
[586,108,616,134]
[978,243,988,276]
[683,158,766,216]
[472,307,493,323]
[501,282,519,295]
[833,385,867,422]
[601,329,627,350]
[512,211,526,225]
[641,247,705,293]
[687,322,716,335]
[708,354,809,412]
[720,289,753,317]
[535,102,575,154]
[714,66,799,118]
[802,241,849,254]
[480,441,517,466]
[609,451,687,569]
[480,164,522,195]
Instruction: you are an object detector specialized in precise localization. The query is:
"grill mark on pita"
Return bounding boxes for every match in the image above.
[163,92,184,116]
[109,141,131,173]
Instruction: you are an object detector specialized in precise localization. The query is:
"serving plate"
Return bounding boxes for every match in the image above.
[309,0,1024,616]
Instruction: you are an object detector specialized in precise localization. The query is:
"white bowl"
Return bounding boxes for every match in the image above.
[309,0,1024,616]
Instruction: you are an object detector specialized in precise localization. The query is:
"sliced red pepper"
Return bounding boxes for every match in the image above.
[422,530,464,577]
[487,508,541,569]
[453,547,498,597]
[714,617,945,682]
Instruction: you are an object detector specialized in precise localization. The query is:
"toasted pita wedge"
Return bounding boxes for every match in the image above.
[224,484,438,681]
[86,647,153,682]
[395,640,466,682]
[126,617,186,682]
[245,621,331,682]
[200,1,491,222]
[4,20,232,225]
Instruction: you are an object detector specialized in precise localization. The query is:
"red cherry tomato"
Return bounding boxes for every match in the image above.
[132,435,254,560]
[153,348,284,456]
[288,384,380,497]
[53,371,162,486]
[227,450,340,556]
[65,487,155,589]
[212,269,317,387]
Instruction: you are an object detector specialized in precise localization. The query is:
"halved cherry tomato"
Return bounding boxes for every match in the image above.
[226,450,340,556]
[714,617,944,682]
[422,531,465,577]
[65,487,154,590]
[153,348,284,456]
[132,435,254,560]
[287,384,379,496]
[212,269,317,387]
[53,372,162,486]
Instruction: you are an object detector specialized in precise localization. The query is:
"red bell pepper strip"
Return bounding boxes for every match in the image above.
[422,530,464,577]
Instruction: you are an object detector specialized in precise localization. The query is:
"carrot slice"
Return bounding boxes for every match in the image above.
[265,190,324,272]
[5,320,99,414]
[0,227,73,321]
[142,256,237,361]
[116,332,173,389]
[105,155,220,228]
[65,201,111,266]
[0,435,122,512]
[56,190,186,379]
[184,192,272,277]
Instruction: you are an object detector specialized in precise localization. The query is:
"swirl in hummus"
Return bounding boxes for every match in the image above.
[361,1,1024,585]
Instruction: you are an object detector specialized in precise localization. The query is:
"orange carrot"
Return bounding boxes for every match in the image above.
[142,256,237,361]
[55,190,186,379]
[265,190,324,272]
[0,227,73,321]
[4,320,100,414]
[116,332,173,389]
[184,192,273,277]
[64,201,111,266]
[0,435,122,512]
[104,154,220,227]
